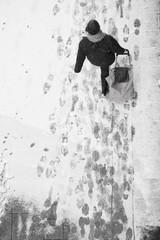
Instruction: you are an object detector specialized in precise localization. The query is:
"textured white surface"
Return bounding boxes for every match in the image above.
[0,0,160,239]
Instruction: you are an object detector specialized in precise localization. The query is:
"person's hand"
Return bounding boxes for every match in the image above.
[124,49,130,55]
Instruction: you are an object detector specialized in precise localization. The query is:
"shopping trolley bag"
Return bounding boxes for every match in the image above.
[108,53,136,102]
[114,53,131,83]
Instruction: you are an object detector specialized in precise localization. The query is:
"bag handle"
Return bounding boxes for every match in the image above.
[98,46,133,69]
[115,52,132,69]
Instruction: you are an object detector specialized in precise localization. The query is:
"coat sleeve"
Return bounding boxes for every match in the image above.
[74,41,86,73]
[109,36,125,55]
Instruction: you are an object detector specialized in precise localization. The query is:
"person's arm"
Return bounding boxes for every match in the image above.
[74,41,86,73]
[109,36,129,55]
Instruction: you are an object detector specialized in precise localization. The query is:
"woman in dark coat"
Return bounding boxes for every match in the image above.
[74,20,129,96]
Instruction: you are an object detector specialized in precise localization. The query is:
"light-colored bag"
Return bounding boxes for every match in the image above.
[107,55,136,102]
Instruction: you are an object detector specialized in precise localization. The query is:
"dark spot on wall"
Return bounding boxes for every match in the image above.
[70,222,77,235]
[44,197,52,208]
[46,200,58,226]
[57,36,63,43]
[92,150,100,162]
[123,139,129,152]
[134,19,141,28]
[108,166,115,176]
[82,203,89,216]
[103,175,109,186]
[100,165,107,177]
[140,226,160,240]
[123,194,128,199]
[85,158,93,173]
[112,182,119,192]
[79,217,85,228]
[94,218,102,228]
[84,138,91,155]
[41,209,49,220]
[50,123,56,134]
[126,227,133,239]
[84,217,90,225]
[53,4,60,16]
[80,2,87,7]
[30,143,35,148]
[135,29,140,35]
[113,207,128,224]
[119,152,128,162]
[101,127,110,144]
[79,217,86,237]
[43,148,49,152]
[101,222,112,239]
[93,122,100,138]
[128,166,134,175]
[61,219,71,240]
[71,95,79,111]
[88,187,93,197]
[116,0,124,18]
[29,214,43,240]
[112,221,123,235]
[124,181,131,191]
[94,227,102,238]
[113,132,122,149]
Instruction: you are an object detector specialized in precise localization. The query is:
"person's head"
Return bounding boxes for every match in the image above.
[85,20,100,35]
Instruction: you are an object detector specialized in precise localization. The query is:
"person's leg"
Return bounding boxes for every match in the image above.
[100,66,109,95]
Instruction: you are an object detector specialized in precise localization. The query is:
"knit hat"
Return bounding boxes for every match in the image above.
[85,20,100,35]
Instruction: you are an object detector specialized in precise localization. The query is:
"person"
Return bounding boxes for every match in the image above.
[74,19,129,96]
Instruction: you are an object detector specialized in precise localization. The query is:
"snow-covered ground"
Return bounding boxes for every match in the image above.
[0,0,160,239]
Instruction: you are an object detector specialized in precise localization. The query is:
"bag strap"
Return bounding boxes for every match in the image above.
[115,53,132,69]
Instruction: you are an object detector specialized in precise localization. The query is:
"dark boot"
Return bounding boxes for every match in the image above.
[101,77,109,96]
[100,66,110,96]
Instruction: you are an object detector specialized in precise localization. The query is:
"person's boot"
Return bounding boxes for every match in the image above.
[101,77,109,96]
[102,85,109,96]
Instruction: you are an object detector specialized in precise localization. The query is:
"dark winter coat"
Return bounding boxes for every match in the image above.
[74,34,125,74]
